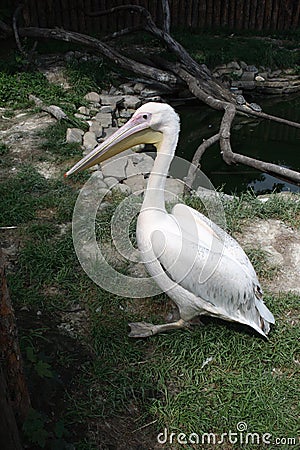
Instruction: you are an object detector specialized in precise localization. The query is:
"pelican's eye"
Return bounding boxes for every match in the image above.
[142,113,149,120]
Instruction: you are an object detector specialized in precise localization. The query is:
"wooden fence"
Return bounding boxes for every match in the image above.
[22,0,300,33]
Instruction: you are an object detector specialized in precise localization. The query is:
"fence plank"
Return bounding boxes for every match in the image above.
[198,0,206,29]
[22,0,300,32]
[235,0,244,30]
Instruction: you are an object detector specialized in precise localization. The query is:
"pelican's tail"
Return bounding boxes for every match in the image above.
[255,297,275,336]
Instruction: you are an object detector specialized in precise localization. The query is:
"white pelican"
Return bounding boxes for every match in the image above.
[66,102,275,338]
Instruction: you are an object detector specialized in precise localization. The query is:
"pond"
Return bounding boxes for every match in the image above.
[176,94,300,194]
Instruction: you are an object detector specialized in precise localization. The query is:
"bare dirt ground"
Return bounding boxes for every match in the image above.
[237,218,300,294]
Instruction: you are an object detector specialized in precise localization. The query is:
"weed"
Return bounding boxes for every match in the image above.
[39,121,84,159]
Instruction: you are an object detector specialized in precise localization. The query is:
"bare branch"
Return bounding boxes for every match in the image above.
[12,5,26,57]
[237,105,300,129]
[102,25,142,41]
[185,134,220,193]
[85,4,231,102]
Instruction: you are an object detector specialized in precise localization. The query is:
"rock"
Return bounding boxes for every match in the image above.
[123,174,146,194]
[83,131,98,151]
[144,96,162,103]
[240,71,255,81]
[104,176,119,188]
[89,177,107,189]
[66,128,84,144]
[125,154,154,178]
[94,112,112,128]
[269,69,282,78]
[101,157,128,179]
[235,95,246,105]
[248,102,262,112]
[99,105,113,114]
[246,65,258,73]
[119,109,134,119]
[237,81,256,90]
[100,95,123,110]
[240,61,247,69]
[102,126,119,139]
[84,92,101,103]
[74,113,89,120]
[78,106,90,116]
[120,83,135,95]
[112,183,132,195]
[89,121,103,139]
[123,95,142,109]
[65,51,75,62]
[227,61,240,70]
[140,88,161,98]
[133,82,146,93]
[232,68,243,77]
[255,75,265,82]
[164,178,185,202]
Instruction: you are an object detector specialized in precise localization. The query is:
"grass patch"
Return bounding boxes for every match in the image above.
[0,165,77,226]
[39,121,84,159]
[172,31,300,69]
[246,247,279,280]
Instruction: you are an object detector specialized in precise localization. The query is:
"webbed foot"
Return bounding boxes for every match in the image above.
[128,321,156,338]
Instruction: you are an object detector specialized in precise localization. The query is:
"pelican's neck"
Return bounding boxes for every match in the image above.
[142,130,178,211]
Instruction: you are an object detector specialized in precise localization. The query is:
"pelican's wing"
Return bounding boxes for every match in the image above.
[150,204,274,335]
[172,203,258,281]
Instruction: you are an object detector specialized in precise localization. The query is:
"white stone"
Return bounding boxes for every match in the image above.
[164,178,185,202]
[83,131,98,151]
[102,157,128,179]
[78,106,90,116]
[100,105,113,113]
[75,113,89,120]
[227,61,240,70]
[112,183,131,195]
[123,174,146,194]
[84,92,101,103]
[102,126,119,138]
[123,95,142,109]
[121,83,135,95]
[100,95,123,110]
[66,128,84,144]
[133,82,145,93]
[140,88,160,97]
[93,113,112,128]
[89,121,103,139]
[125,154,154,177]
[104,176,119,188]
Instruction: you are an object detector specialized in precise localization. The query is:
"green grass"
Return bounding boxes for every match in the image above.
[0,51,113,112]
[172,31,300,69]
[0,165,78,226]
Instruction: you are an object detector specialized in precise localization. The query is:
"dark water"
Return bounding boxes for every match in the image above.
[176,95,300,194]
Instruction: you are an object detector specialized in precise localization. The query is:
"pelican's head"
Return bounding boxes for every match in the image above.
[65,102,179,176]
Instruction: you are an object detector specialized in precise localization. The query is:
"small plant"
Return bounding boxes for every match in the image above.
[0,142,9,155]
[23,409,71,449]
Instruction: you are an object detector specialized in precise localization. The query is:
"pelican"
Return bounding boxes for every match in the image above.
[66,102,275,338]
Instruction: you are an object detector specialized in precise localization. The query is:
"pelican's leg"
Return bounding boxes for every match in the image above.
[128,319,189,338]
